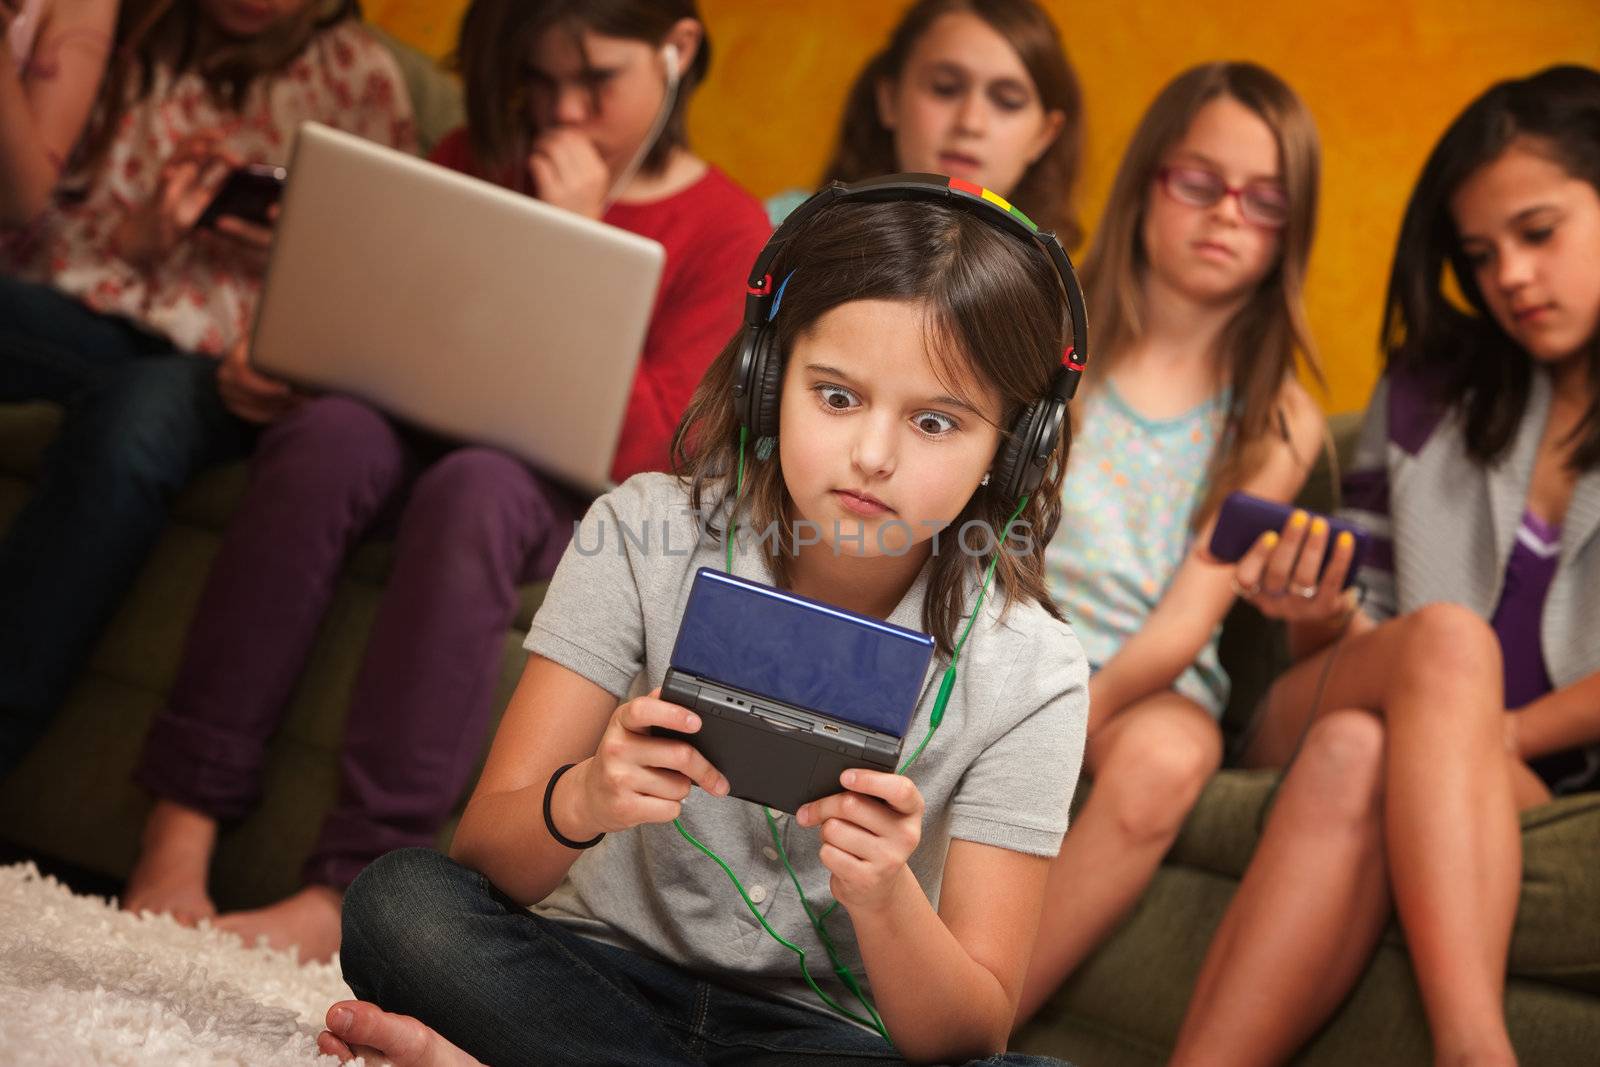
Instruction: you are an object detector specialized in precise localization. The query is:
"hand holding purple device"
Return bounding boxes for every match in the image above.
[1207,491,1369,592]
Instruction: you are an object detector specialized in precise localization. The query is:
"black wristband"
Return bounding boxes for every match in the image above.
[543,762,605,850]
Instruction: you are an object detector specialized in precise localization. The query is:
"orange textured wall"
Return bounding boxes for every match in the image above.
[366,0,1600,414]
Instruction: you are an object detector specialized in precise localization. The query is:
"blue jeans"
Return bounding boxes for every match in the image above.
[0,276,249,773]
[341,849,1072,1067]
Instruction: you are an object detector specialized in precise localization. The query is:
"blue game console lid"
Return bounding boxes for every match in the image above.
[669,568,936,738]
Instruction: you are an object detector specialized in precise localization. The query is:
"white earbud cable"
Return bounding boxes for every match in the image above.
[600,45,682,213]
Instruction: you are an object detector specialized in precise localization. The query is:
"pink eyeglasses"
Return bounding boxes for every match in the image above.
[1156,166,1290,229]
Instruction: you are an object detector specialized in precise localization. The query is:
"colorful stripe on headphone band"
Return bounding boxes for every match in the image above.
[946,176,1038,233]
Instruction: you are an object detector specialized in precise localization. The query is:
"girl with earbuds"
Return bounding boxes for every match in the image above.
[121,0,767,962]
[320,184,1089,1066]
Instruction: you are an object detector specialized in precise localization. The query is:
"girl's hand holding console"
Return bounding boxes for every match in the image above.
[552,689,731,840]
[797,770,926,915]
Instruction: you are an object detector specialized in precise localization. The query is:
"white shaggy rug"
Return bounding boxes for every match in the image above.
[0,863,363,1066]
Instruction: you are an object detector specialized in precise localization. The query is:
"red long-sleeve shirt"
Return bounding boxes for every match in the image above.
[429,129,770,482]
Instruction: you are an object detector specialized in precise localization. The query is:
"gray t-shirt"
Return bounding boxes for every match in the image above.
[524,472,1089,1015]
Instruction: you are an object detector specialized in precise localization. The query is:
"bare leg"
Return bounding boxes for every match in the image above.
[1016,691,1222,1023]
[121,799,218,926]
[1242,604,1520,1065]
[1170,710,1390,1066]
[215,884,344,962]
[318,1001,484,1067]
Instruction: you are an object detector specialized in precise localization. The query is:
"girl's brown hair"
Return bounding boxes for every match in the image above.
[1082,61,1323,526]
[671,198,1073,656]
[819,0,1081,247]
[820,0,1084,248]
[79,0,357,176]
[1385,64,1600,471]
[455,0,708,190]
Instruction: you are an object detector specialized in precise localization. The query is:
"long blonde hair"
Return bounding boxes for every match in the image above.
[1083,62,1323,525]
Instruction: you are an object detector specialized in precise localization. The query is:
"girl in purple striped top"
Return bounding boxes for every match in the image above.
[1170,66,1600,1067]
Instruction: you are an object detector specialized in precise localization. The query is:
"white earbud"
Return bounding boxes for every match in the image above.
[662,43,681,84]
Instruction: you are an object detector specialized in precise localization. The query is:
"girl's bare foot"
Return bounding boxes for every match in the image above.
[216,883,344,962]
[317,1001,485,1066]
[121,799,219,927]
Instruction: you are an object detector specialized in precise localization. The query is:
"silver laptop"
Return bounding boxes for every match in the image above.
[251,122,666,494]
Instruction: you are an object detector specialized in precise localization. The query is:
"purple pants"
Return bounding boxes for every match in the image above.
[135,396,585,888]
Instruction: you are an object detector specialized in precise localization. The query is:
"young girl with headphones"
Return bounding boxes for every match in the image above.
[767,0,1083,246]
[320,178,1089,1067]
[119,0,767,962]
[1017,62,1327,1022]
[1167,65,1600,1067]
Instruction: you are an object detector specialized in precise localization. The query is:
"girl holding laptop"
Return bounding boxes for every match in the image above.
[121,0,768,963]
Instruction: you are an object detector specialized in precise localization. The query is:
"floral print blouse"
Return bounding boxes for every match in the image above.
[2,20,416,356]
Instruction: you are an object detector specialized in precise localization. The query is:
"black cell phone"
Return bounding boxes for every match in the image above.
[1207,491,1370,590]
[197,163,286,229]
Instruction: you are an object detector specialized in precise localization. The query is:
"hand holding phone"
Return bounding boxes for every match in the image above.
[112,133,235,267]
[197,163,286,231]
[1207,491,1369,622]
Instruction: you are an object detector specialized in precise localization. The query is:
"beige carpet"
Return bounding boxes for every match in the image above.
[0,862,361,1065]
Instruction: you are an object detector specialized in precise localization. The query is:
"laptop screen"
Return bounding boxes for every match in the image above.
[669,568,936,738]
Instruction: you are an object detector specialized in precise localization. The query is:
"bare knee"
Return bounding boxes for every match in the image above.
[1397,603,1501,691]
[1097,727,1222,845]
[1285,710,1387,825]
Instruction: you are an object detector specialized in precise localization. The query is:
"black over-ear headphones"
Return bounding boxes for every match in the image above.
[731,173,1090,504]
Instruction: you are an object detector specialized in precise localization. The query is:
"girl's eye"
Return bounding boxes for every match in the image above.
[912,410,958,437]
[1522,226,1554,246]
[1462,246,1492,269]
[1241,183,1289,220]
[987,87,1029,113]
[814,384,860,411]
[929,78,964,99]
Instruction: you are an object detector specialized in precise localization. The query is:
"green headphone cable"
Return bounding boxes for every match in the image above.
[672,428,1029,1042]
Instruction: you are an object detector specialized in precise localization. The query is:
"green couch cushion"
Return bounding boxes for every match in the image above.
[1160,771,1600,991]
[1024,774,1600,1064]
[1514,791,1600,991]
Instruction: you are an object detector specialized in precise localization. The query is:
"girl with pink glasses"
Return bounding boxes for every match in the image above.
[1018,61,1328,1023]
